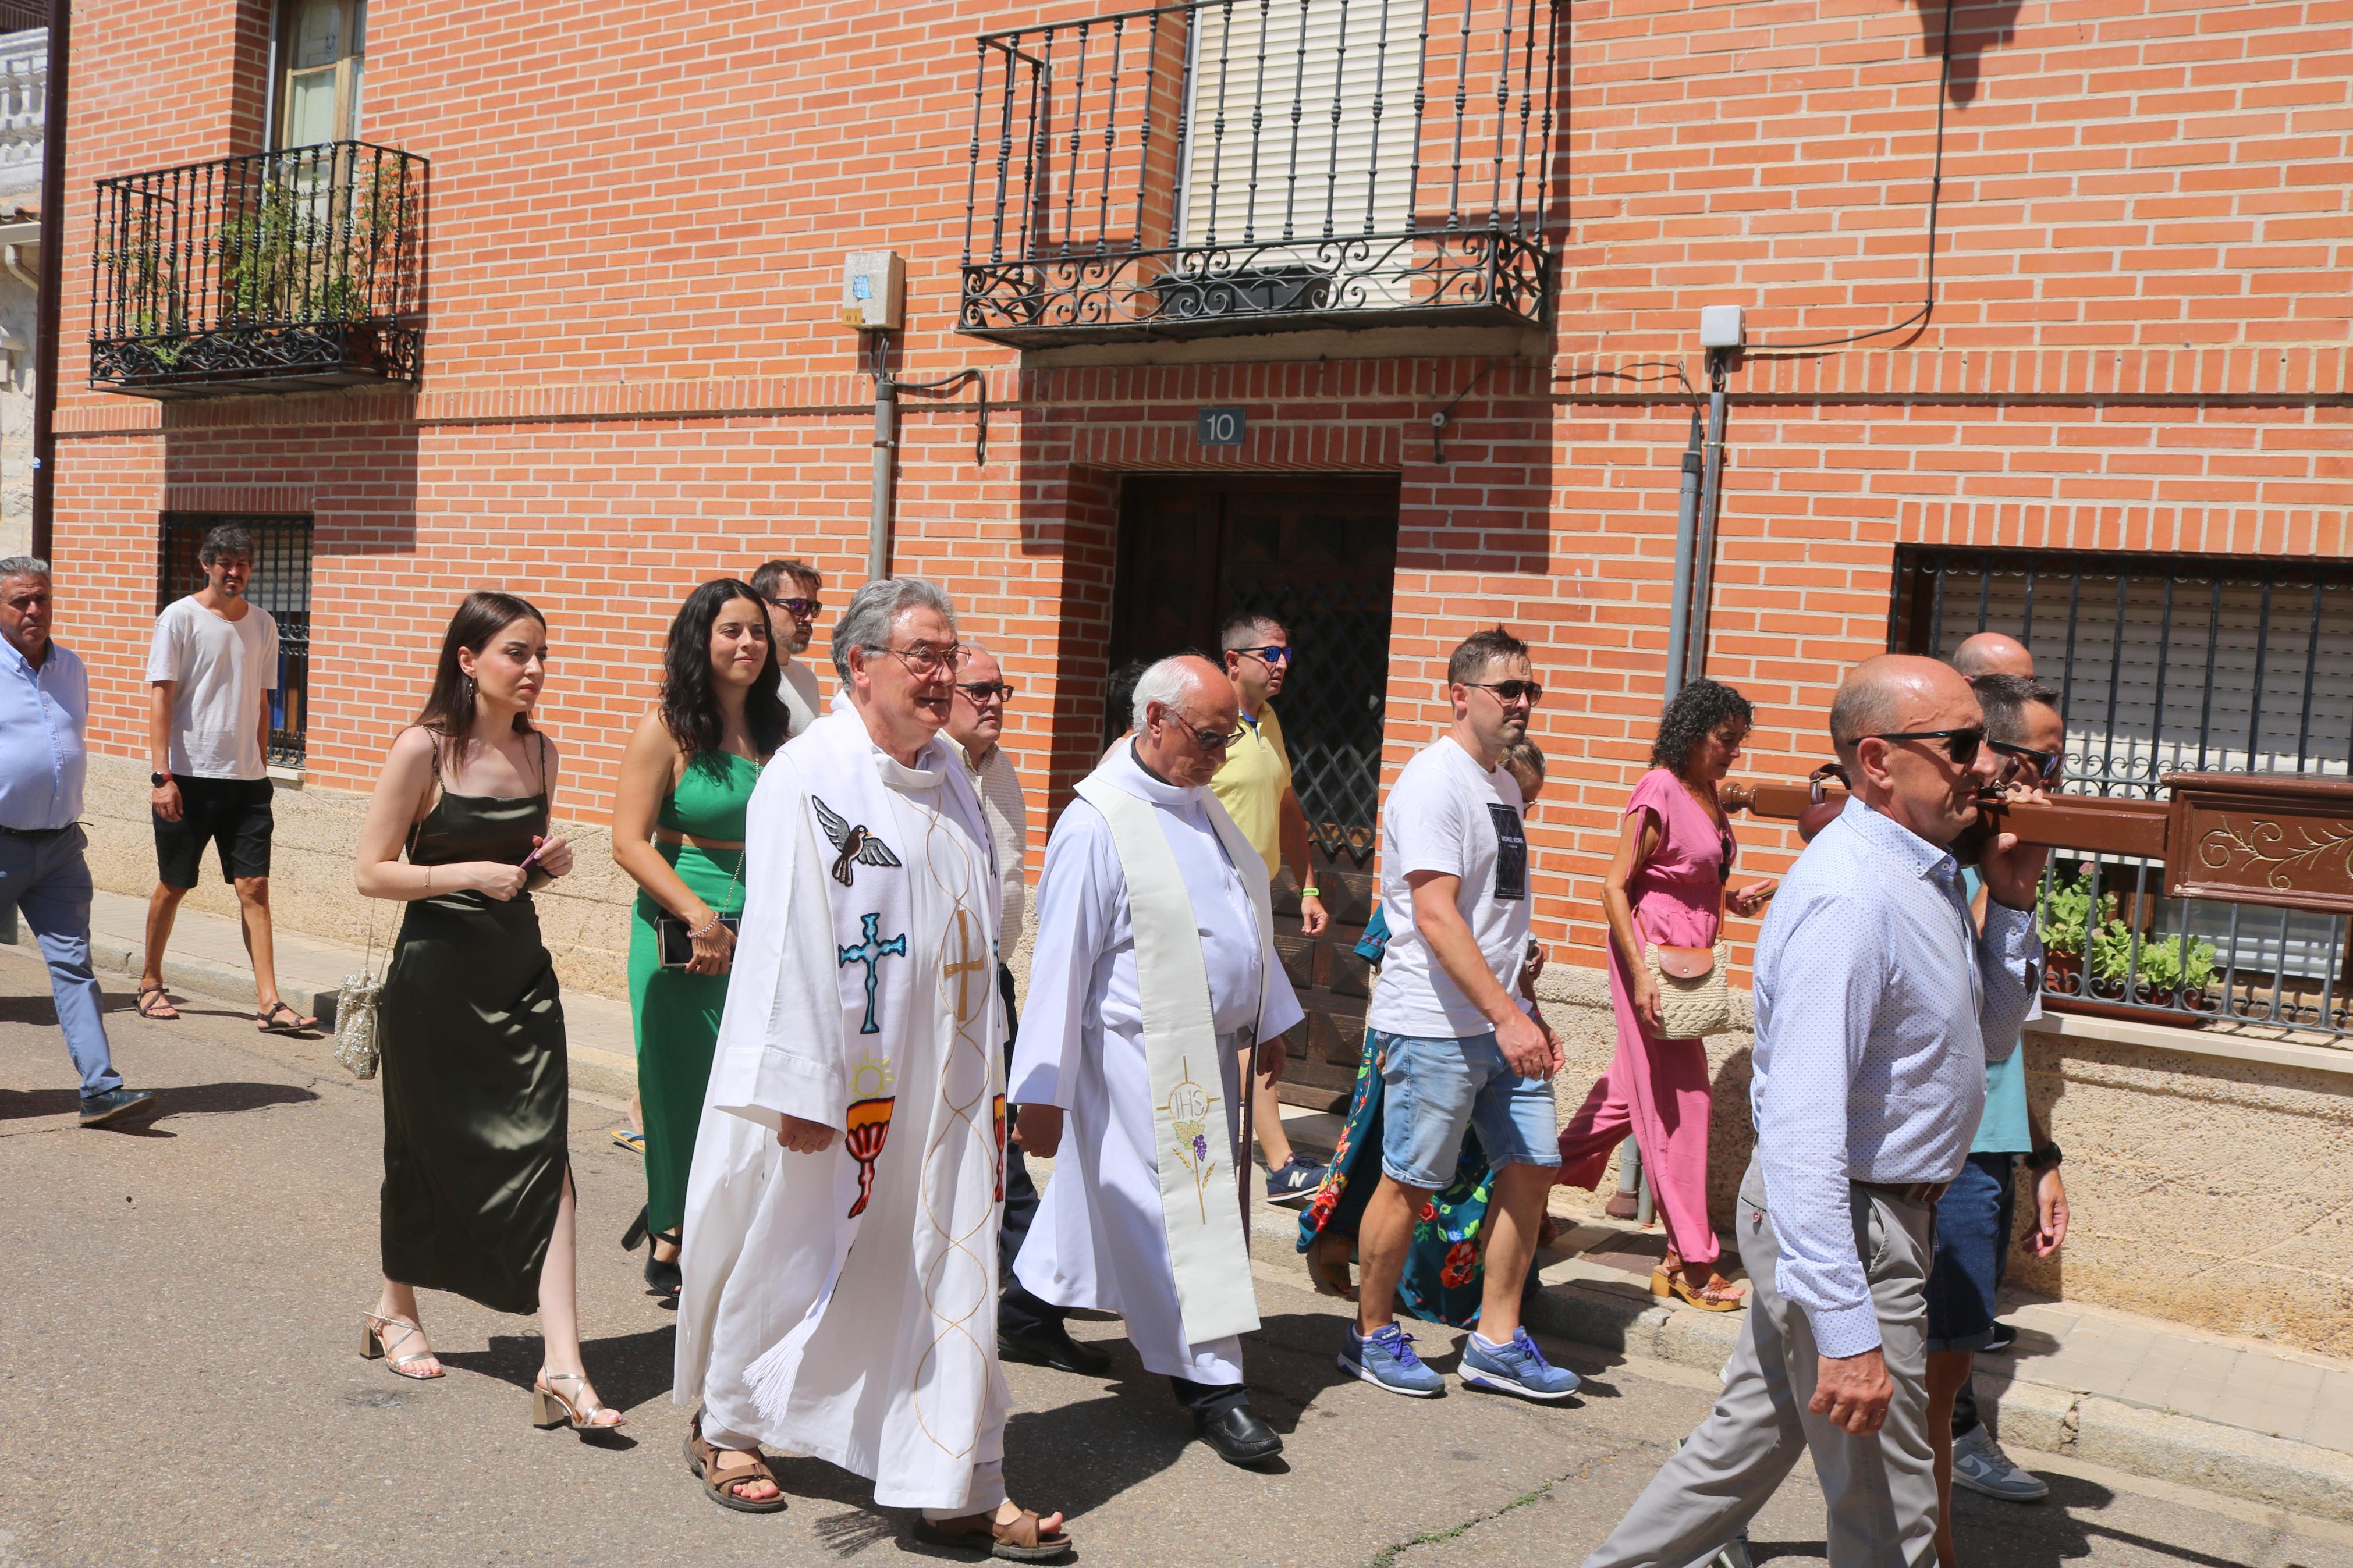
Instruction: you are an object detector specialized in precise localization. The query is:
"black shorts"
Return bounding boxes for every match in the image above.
[155,776,275,888]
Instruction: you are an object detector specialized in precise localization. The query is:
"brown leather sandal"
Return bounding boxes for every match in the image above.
[913,1506,1074,1562]
[1650,1265,1747,1311]
[684,1418,789,1513]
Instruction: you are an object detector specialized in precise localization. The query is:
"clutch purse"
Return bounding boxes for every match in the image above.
[658,912,740,968]
[1644,939,1733,1039]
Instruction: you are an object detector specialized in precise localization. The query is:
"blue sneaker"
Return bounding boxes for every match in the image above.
[1338,1324,1445,1398]
[1264,1156,1326,1208]
[1458,1327,1581,1401]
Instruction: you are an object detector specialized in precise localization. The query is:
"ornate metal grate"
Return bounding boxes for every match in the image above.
[959,0,1561,345]
[158,514,313,768]
[1893,547,2353,1043]
[91,141,426,398]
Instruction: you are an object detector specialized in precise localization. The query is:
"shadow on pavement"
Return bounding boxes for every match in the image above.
[1005,1391,1190,1518]
[438,1324,679,1417]
[0,1079,318,1124]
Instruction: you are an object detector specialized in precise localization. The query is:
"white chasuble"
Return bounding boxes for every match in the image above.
[1010,744,1304,1382]
[675,707,1008,1512]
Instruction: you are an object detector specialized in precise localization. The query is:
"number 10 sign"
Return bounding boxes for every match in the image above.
[1196,407,1247,446]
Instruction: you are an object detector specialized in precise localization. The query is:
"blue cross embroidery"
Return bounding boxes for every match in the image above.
[837,912,908,1036]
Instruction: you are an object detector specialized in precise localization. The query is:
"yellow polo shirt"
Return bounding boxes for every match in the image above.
[1209,703,1293,881]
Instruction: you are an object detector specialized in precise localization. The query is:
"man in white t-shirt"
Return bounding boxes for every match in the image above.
[138,524,315,1034]
[749,557,827,738]
[1338,625,1578,1402]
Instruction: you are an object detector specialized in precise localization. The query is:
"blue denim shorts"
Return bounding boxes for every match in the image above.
[1374,1026,1560,1189]
[1924,1151,2018,1353]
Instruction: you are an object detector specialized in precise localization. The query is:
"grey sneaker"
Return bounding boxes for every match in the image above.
[1951,1423,2049,1502]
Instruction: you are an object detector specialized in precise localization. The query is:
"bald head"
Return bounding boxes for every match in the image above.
[1830,656,1972,766]
[1952,632,2035,680]
[1132,654,1241,788]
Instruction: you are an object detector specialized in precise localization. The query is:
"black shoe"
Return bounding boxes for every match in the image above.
[1195,1404,1283,1466]
[1982,1321,2017,1354]
[79,1088,157,1128]
[623,1207,682,1302]
[998,1322,1111,1375]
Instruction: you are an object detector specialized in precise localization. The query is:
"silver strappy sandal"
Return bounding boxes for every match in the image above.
[360,1311,446,1380]
[531,1369,626,1432]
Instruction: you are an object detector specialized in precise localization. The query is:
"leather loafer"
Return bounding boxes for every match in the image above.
[998,1324,1112,1375]
[78,1087,157,1128]
[1195,1404,1283,1466]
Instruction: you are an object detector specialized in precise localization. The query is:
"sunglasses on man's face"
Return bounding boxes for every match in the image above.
[1857,727,1985,767]
[1465,679,1543,706]
[766,596,822,619]
[1989,738,2063,783]
[1233,644,1293,666]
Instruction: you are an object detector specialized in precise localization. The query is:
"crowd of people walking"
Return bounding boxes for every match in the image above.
[0,540,2074,1566]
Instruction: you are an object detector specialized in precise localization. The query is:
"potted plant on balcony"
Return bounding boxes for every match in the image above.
[2037,869,2096,993]
[2088,924,2219,1018]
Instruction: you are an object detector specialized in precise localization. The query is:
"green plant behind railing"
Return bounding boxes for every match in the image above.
[2038,868,2101,956]
[216,150,402,327]
[2088,920,2219,995]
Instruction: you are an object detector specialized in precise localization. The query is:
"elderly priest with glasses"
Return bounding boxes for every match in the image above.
[1009,653,1304,1467]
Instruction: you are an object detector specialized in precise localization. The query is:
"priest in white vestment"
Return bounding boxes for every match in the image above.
[1012,655,1304,1467]
[675,578,1071,1559]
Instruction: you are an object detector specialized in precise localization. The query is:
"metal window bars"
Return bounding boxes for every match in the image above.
[958,0,1561,344]
[91,141,425,397]
[158,514,313,767]
[1893,548,2353,1044]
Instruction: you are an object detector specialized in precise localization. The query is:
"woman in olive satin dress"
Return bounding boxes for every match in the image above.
[351,591,622,1433]
[610,579,790,1304]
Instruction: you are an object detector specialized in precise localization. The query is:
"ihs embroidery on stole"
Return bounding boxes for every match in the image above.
[1160,1059,1220,1224]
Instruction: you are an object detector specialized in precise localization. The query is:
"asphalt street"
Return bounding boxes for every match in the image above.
[3,943,2350,1567]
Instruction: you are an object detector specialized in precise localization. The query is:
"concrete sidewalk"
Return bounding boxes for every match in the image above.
[17,888,2353,1523]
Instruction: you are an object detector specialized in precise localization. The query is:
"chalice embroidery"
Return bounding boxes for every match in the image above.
[1159,1058,1219,1223]
[992,1092,1007,1203]
[844,1051,897,1219]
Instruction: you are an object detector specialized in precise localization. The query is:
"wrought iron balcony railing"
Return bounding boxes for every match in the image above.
[90,141,425,398]
[959,0,1561,346]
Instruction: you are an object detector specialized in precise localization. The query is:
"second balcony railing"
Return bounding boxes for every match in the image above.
[959,0,1561,345]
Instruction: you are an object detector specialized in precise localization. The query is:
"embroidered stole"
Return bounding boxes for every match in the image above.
[1074,771,1269,1345]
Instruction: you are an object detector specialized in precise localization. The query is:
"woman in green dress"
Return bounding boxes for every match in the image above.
[611,579,790,1305]
[353,591,623,1433]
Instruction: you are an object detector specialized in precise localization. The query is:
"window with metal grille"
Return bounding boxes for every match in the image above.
[1890,548,2353,1043]
[156,514,314,767]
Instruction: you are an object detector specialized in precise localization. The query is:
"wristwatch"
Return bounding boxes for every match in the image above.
[151,771,172,787]
[2025,1142,2063,1173]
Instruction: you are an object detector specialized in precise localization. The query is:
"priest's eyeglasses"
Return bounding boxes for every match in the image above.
[882,641,962,677]
[1160,709,1248,752]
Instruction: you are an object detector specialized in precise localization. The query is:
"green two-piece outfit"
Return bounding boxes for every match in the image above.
[628,751,758,1235]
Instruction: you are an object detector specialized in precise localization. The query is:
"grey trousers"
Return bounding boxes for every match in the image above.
[1581,1153,1939,1568]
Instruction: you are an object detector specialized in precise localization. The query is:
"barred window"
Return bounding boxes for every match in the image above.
[157,513,314,768]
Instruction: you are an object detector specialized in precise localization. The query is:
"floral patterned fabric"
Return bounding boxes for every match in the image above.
[1297,1029,1496,1328]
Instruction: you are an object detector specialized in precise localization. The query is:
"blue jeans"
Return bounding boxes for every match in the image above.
[1924,1151,2017,1354]
[1375,1027,1559,1189]
[0,827,121,1098]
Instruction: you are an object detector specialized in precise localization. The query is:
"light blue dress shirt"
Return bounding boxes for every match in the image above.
[1750,796,2041,1357]
[0,636,89,831]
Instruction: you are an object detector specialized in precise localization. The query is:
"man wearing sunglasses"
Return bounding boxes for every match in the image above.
[1345,625,1577,1402]
[1211,611,1331,1206]
[1582,655,2047,1568]
[748,557,826,737]
[1917,670,2074,1563]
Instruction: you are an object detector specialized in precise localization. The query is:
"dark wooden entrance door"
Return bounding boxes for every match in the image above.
[1109,474,1399,1110]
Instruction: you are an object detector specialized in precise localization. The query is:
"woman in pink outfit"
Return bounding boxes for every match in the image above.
[1557,679,1774,1310]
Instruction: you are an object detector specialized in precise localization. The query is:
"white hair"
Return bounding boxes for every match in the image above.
[831,576,957,684]
[0,555,49,584]
[1131,655,1208,731]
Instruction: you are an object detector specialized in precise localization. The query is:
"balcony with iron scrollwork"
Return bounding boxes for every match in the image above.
[959,0,1560,347]
[90,141,425,398]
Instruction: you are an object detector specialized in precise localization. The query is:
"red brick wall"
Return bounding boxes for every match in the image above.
[54,0,2350,979]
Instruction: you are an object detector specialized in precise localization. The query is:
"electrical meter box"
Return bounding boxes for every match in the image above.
[1698,304,1745,349]
[841,251,906,331]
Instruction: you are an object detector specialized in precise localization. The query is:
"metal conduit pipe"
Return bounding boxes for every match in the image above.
[1660,413,1708,705]
[1683,351,1733,688]
[867,334,899,583]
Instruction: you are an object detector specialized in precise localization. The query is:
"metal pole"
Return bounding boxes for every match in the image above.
[30,0,68,561]
[1684,351,1730,688]
[866,332,897,582]
[1660,416,1705,705]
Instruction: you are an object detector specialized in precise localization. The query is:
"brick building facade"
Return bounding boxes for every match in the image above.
[48,0,2353,1341]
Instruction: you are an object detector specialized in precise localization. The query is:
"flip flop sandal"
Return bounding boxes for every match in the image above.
[134,986,180,1021]
[611,1128,645,1154]
[683,1420,789,1513]
[257,1001,315,1034]
[914,1507,1074,1562]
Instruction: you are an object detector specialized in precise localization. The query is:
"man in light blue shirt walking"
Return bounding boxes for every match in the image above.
[1581,655,2046,1568]
[0,558,155,1127]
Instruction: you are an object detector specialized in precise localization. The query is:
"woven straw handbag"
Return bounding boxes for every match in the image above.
[1644,940,1733,1040]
